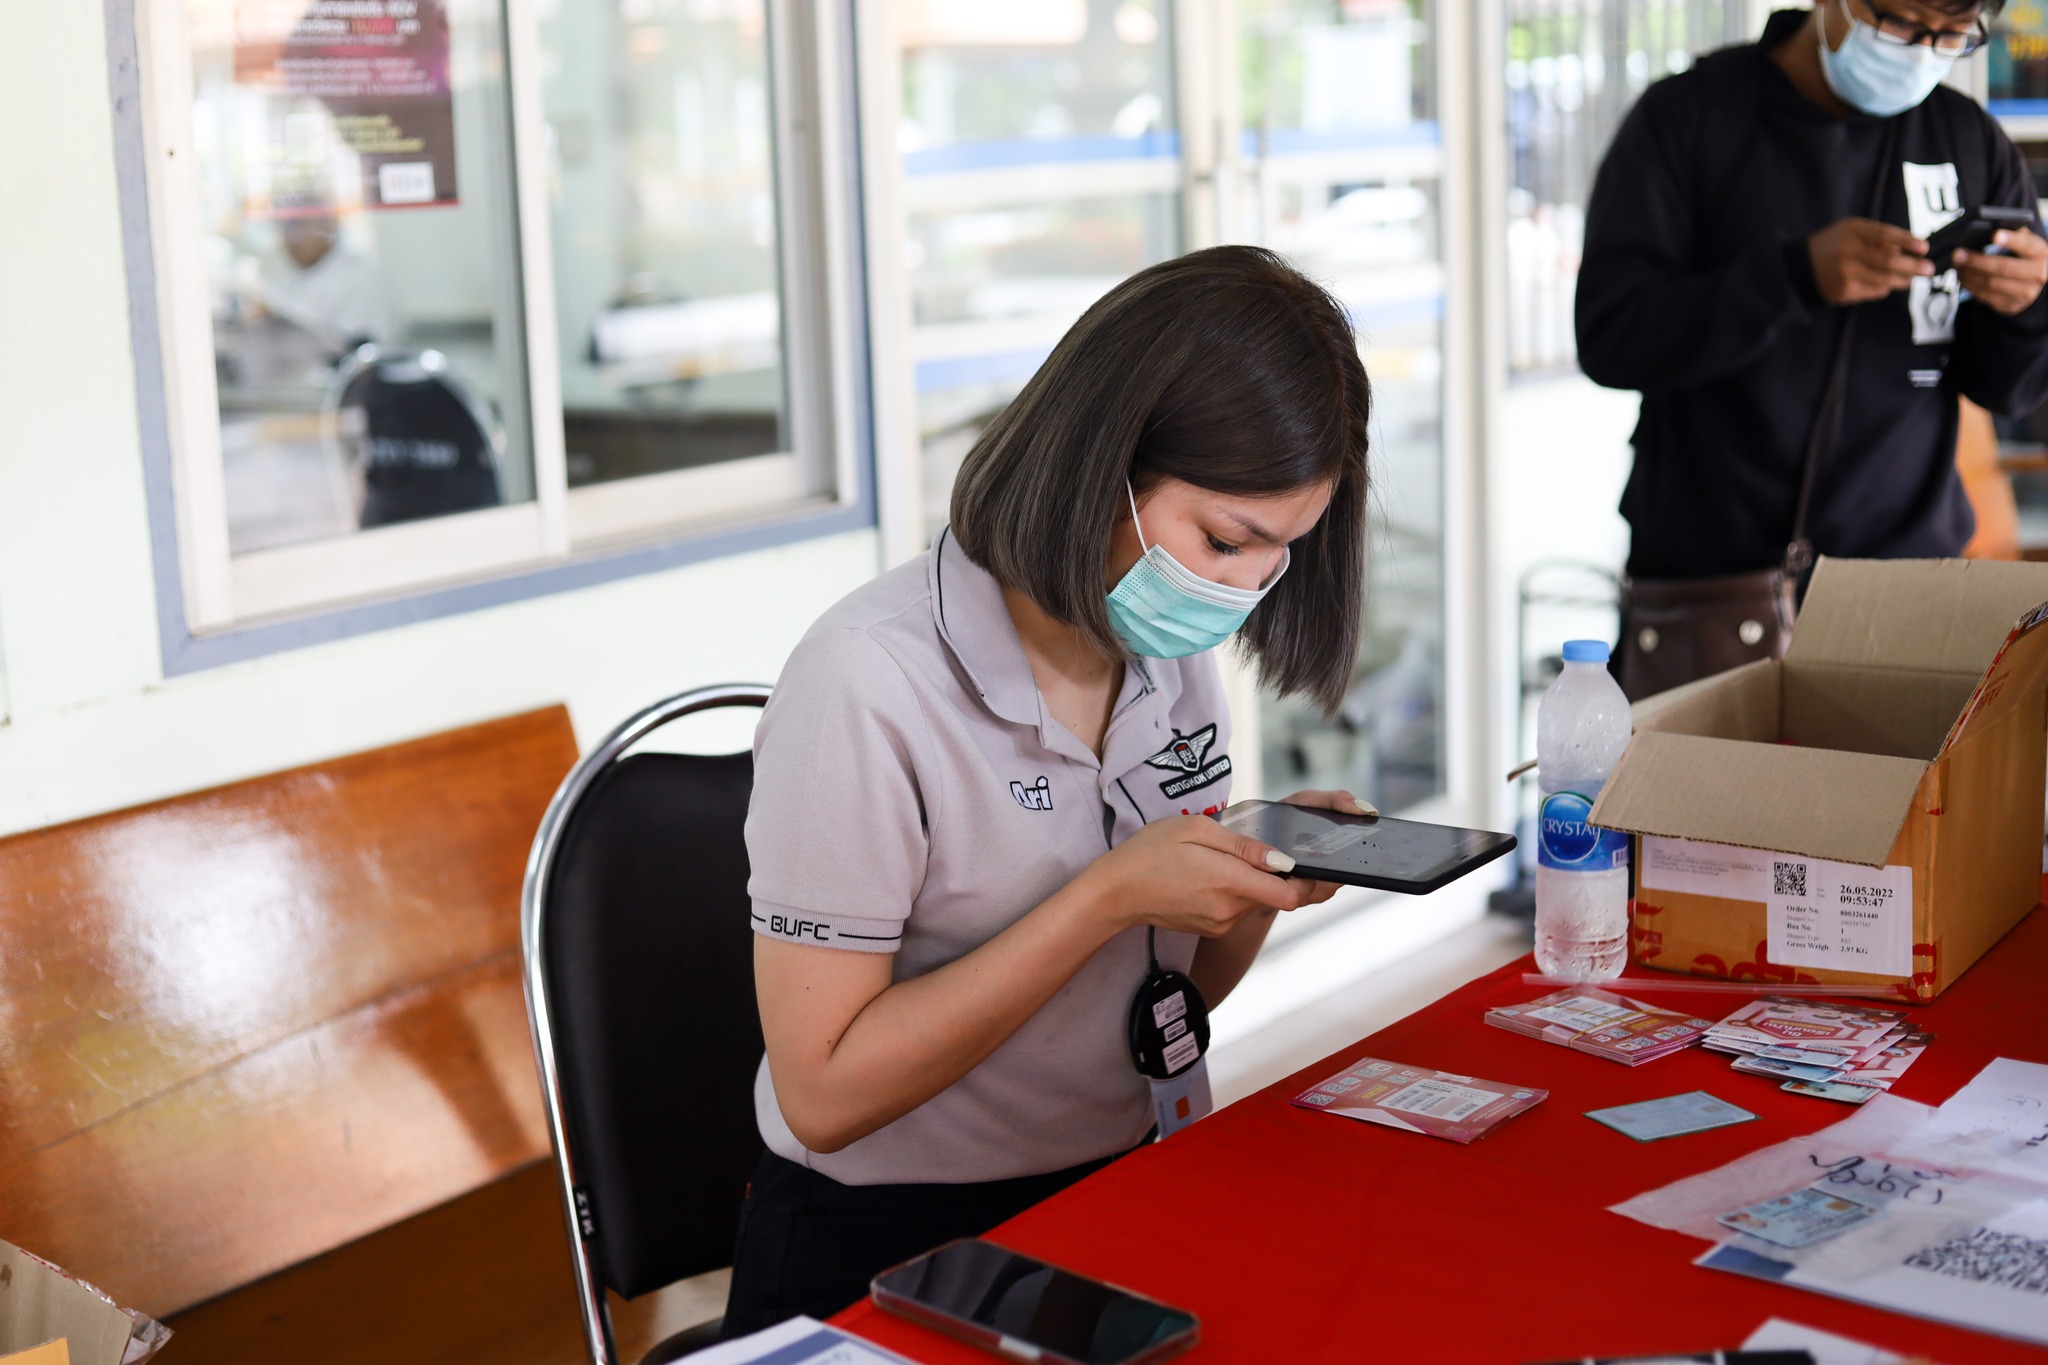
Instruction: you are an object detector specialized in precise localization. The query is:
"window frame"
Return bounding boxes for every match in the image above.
[114,0,875,668]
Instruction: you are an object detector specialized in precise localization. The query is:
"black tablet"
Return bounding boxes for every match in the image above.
[1214,799,1517,895]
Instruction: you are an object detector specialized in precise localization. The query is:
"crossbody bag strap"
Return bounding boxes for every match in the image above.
[1785,115,1904,576]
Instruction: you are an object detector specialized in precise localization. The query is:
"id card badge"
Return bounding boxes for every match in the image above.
[1150,1057,1213,1139]
[1128,961,1213,1140]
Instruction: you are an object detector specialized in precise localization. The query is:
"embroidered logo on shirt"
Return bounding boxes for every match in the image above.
[1145,724,1232,799]
[1010,776,1053,811]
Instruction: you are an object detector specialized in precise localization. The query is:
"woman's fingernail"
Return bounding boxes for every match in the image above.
[1955,250,1970,263]
[1350,797,1379,816]
[1265,849,1296,873]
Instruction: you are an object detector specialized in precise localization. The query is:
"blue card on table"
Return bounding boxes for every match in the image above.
[1585,1091,1757,1141]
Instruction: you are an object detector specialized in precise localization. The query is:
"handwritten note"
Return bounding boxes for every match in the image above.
[1928,1058,2048,1142]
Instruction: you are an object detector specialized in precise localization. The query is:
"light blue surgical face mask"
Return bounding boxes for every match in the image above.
[1105,482,1288,659]
[1817,0,1957,117]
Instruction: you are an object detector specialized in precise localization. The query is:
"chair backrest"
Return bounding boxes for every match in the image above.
[523,685,770,1365]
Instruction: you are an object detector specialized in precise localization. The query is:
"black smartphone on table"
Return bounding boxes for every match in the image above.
[871,1238,1198,1365]
[1214,799,1516,894]
[1926,204,2035,268]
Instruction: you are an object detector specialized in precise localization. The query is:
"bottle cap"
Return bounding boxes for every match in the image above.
[1561,639,1610,664]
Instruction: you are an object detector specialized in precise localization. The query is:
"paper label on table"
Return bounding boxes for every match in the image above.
[1378,1078,1500,1122]
[1521,995,1640,1032]
[1764,857,1913,977]
[1639,835,1772,900]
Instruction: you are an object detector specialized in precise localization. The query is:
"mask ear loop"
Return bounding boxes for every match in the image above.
[1125,479,1151,554]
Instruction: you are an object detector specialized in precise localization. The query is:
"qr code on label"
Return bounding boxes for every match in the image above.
[1904,1227,2048,1295]
[1773,861,1809,897]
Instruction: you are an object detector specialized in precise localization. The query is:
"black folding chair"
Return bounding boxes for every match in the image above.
[521,684,772,1364]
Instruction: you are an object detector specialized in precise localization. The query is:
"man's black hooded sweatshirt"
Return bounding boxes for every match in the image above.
[1576,7,2048,578]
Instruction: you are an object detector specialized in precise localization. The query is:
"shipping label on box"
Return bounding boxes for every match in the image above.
[1763,855,1913,978]
[1644,837,1915,978]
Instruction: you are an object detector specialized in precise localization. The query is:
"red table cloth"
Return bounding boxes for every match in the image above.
[835,904,2048,1363]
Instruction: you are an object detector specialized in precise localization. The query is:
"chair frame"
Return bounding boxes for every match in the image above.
[521,683,773,1365]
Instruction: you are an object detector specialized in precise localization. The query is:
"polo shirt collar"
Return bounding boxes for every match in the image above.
[929,528,1044,729]
[931,529,1186,775]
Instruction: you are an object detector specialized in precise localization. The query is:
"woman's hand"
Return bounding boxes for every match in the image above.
[1275,788,1376,907]
[1081,814,1312,938]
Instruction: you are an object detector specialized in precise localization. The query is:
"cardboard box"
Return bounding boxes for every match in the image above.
[1590,558,2048,1002]
[0,1242,168,1365]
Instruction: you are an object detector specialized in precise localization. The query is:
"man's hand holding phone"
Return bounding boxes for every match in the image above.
[1808,217,1933,304]
[1956,226,2048,316]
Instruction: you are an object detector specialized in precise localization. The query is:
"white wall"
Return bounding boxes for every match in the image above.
[0,2,881,839]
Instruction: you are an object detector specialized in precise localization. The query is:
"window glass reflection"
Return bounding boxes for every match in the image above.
[539,0,788,491]
[897,2,1180,542]
[191,0,532,554]
[1237,0,1447,813]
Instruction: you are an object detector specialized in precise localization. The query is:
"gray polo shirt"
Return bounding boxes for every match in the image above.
[745,529,1239,1185]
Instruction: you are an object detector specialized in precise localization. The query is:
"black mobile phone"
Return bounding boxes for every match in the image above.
[871,1239,1199,1365]
[1214,799,1517,894]
[1926,204,2035,268]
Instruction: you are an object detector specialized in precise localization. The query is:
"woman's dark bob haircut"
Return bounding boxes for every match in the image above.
[949,244,1371,715]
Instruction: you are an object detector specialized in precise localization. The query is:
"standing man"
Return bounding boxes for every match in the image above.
[1577,0,2048,698]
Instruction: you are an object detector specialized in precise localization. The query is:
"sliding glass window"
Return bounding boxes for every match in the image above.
[893,2,1181,540]
[144,0,860,634]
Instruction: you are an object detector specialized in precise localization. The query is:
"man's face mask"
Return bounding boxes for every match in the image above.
[1817,0,1960,117]
[1105,482,1288,659]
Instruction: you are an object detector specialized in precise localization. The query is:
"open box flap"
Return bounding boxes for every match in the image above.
[1631,657,1779,741]
[1790,557,2048,677]
[1589,731,1926,868]
[1942,599,2048,753]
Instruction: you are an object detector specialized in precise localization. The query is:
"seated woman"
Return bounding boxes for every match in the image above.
[728,245,1375,1332]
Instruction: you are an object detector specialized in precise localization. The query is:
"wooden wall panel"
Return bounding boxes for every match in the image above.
[0,707,579,1316]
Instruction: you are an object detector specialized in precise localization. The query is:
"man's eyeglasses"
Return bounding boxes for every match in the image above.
[1858,0,1991,57]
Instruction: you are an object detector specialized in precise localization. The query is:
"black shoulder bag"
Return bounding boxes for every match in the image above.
[1616,115,1903,702]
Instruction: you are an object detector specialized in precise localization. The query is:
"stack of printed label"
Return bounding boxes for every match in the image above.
[1484,987,1715,1066]
[1702,996,1932,1103]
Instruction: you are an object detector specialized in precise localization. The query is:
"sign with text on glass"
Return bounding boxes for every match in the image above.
[231,0,458,213]
[1990,0,2048,103]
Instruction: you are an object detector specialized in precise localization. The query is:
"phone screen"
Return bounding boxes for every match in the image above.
[873,1240,1196,1365]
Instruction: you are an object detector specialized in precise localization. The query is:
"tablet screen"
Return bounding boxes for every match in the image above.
[1215,801,1515,893]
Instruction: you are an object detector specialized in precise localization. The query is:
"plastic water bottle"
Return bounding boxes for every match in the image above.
[1534,640,1633,981]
